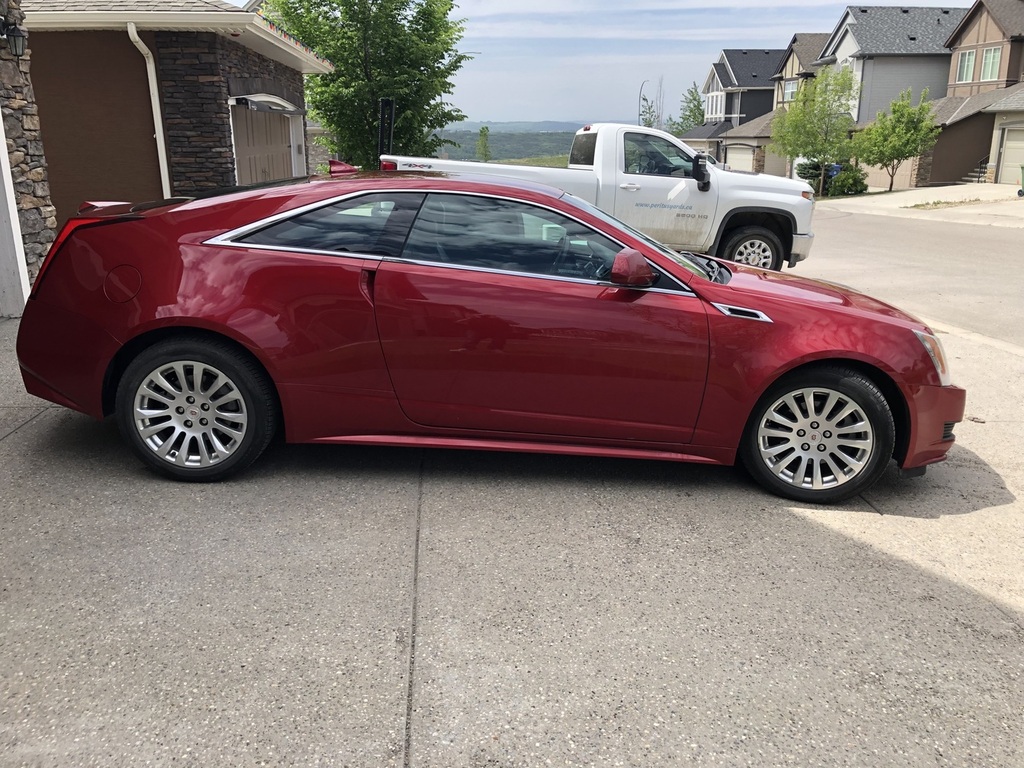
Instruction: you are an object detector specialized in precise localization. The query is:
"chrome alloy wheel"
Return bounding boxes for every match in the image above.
[132,360,248,468]
[733,238,775,268]
[754,386,875,492]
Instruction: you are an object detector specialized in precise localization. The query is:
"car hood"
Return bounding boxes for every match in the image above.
[715,266,926,328]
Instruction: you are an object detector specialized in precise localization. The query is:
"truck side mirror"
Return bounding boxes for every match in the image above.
[692,155,711,192]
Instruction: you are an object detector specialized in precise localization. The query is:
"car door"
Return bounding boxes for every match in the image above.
[223,191,424,401]
[373,192,711,444]
[614,128,718,250]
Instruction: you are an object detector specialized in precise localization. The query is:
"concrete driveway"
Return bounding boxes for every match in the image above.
[1,188,1023,767]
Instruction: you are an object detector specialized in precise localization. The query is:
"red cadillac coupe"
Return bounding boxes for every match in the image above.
[16,174,965,503]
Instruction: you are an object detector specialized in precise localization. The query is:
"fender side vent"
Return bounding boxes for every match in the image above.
[711,303,773,323]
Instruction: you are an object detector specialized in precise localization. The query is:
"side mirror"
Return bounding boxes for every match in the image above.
[609,247,655,288]
[692,154,711,192]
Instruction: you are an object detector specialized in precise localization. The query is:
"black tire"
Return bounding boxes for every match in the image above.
[721,226,784,270]
[115,336,278,482]
[740,366,895,504]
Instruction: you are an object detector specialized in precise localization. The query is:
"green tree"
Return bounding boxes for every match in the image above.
[770,67,859,195]
[666,82,705,135]
[854,88,941,191]
[264,0,469,168]
[640,95,659,128]
[476,126,491,162]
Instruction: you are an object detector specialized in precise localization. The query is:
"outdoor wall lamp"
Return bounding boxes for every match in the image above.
[1,20,27,58]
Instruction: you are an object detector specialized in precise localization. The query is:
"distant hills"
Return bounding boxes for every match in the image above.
[448,120,632,133]
[437,120,636,161]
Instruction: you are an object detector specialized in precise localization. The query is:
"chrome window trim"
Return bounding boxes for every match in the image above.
[204,189,410,246]
[207,241,388,261]
[383,256,698,296]
[201,186,697,296]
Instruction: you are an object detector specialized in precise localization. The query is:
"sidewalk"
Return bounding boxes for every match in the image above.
[817,182,1024,228]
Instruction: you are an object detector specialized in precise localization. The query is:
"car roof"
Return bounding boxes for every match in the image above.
[169,171,568,216]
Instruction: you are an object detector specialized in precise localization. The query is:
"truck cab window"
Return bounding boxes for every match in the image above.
[624,133,694,178]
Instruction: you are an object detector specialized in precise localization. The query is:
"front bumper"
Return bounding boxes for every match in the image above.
[902,383,967,470]
[787,233,814,267]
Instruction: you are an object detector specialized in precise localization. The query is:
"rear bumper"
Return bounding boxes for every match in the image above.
[787,233,814,267]
[16,298,120,419]
[902,383,967,469]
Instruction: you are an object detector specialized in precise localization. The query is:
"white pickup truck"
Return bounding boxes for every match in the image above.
[380,123,815,270]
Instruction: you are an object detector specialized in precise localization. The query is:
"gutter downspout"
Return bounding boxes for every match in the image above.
[127,22,172,198]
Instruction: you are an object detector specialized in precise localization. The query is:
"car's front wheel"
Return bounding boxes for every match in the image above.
[115,337,277,481]
[741,367,895,504]
[721,226,784,270]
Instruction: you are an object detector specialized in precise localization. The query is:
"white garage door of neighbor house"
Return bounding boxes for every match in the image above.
[233,106,293,186]
[726,147,754,172]
[998,129,1024,186]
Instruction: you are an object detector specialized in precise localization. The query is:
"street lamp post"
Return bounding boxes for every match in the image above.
[637,79,649,126]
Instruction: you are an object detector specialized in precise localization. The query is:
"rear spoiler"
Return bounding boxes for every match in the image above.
[329,160,359,176]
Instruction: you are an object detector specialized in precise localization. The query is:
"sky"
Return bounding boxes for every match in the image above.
[231,0,972,123]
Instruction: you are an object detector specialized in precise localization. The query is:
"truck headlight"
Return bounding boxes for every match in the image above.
[914,330,951,386]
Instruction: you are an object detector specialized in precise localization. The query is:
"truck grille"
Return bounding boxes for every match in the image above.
[943,422,957,441]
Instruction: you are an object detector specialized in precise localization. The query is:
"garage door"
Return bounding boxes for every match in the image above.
[232,105,293,186]
[998,128,1024,186]
[725,146,754,172]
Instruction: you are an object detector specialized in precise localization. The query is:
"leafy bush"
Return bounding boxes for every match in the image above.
[827,165,868,196]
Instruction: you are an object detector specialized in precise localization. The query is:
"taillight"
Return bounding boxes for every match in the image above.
[30,216,137,297]
[380,160,398,171]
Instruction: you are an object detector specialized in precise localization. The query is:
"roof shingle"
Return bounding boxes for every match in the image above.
[721,49,786,89]
[828,5,969,57]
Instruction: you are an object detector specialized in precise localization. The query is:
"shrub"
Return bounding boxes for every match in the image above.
[827,165,868,196]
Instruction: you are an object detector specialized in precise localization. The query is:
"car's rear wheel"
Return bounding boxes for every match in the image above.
[721,226,784,270]
[741,367,895,504]
[115,337,277,481]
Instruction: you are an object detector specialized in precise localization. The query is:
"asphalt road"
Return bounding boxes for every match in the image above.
[1,200,1022,767]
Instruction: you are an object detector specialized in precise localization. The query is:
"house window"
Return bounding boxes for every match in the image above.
[783,80,798,103]
[981,47,1001,81]
[956,50,976,83]
[705,92,725,121]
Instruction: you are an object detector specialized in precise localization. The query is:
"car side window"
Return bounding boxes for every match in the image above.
[235,192,425,257]
[623,133,693,178]
[402,193,622,280]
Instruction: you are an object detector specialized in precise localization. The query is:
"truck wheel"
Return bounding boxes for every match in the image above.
[722,226,783,270]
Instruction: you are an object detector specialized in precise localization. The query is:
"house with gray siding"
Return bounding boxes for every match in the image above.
[816,6,969,123]
[681,49,784,166]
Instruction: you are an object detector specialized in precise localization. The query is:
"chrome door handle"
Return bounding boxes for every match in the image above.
[619,183,642,191]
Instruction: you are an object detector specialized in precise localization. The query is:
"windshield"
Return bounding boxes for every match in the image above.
[560,192,711,279]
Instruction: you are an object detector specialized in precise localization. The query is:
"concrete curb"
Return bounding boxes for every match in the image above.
[817,184,1024,228]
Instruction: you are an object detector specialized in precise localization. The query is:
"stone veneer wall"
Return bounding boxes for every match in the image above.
[156,31,306,194]
[2,0,56,281]
[912,150,934,188]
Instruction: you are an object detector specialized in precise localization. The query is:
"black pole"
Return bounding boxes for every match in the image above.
[377,98,395,168]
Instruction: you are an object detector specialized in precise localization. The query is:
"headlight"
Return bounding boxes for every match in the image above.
[802,190,815,203]
[914,330,951,386]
